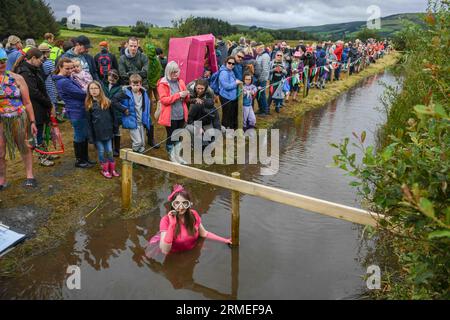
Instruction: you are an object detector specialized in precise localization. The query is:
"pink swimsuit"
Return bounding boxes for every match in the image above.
[159,210,202,253]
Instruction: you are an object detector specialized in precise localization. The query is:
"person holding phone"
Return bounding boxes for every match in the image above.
[156,61,190,162]
[150,184,232,255]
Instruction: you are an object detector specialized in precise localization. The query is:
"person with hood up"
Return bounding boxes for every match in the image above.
[94,41,119,83]
[145,44,162,103]
[216,36,228,67]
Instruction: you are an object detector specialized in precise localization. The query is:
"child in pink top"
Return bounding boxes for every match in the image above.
[148,185,232,256]
[71,59,93,92]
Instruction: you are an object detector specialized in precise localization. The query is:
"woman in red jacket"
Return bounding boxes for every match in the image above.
[334,41,344,81]
[157,61,189,162]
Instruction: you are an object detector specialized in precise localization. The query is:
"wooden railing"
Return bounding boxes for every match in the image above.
[121,149,383,247]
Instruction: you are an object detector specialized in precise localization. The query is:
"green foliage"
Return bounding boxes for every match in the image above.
[172,16,238,37]
[0,0,60,40]
[354,28,380,41]
[332,1,450,299]
[130,21,151,37]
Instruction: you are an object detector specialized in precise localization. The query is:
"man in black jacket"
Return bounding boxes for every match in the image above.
[15,48,56,166]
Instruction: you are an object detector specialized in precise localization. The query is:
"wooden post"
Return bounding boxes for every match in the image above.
[231,172,241,247]
[122,158,133,210]
[231,247,239,299]
[237,83,244,130]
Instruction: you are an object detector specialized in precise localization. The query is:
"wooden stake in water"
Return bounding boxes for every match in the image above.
[231,172,241,247]
[122,156,133,210]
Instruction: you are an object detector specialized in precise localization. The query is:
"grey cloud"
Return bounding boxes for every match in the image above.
[47,0,426,28]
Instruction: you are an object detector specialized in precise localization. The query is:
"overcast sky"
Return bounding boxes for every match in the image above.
[46,0,427,29]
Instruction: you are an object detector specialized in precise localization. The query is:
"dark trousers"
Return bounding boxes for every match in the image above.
[165,119,185,151]
[36,124,45,146]
[219,96,238,129]
[335,64,341,80]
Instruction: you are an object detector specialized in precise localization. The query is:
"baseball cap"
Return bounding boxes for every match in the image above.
[74,35,93,48]
[99,41,109,47]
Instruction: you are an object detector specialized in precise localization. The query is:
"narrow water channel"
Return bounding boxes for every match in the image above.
[0,71,399,300]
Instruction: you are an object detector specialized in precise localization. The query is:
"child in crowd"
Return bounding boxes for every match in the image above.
[72,59,93,92]
[242,73,257,131]
[289,51,303,102]
[85,81,120,179]
[112,74,152,154]
[102,69,123,157]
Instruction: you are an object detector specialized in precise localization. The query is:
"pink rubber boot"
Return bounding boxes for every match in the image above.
[109,161,120,177]
[101,162,112,179]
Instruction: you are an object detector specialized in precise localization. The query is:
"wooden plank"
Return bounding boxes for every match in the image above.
[121,149,383,227]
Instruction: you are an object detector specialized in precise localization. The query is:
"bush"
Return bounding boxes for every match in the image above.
[332,0,449,299]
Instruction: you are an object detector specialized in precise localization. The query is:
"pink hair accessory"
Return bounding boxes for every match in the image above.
[168,184,185,201]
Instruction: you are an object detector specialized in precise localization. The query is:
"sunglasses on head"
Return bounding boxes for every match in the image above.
[172,200,192,209]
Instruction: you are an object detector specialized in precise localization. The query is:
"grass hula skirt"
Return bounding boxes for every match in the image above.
[1,112,30,160]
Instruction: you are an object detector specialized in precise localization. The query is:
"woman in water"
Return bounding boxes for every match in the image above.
[149,184,232,255]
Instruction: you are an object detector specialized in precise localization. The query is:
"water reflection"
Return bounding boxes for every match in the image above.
[141,238,239,300]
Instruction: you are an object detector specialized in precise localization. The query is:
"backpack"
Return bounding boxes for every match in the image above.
[97,53,112,78]
[209,70,224,95]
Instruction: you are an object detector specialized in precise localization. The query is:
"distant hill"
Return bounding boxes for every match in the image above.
[289,13,424,40]
[234,13,423,40]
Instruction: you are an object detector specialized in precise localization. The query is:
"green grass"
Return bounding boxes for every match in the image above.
[59,28,172,55]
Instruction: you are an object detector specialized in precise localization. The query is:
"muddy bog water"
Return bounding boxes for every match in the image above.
[0,71,399,300]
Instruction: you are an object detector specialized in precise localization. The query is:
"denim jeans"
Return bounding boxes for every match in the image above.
[95,139,113,163]
[70,118,88,143]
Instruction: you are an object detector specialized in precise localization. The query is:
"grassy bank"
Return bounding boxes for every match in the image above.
[0,51,400,277]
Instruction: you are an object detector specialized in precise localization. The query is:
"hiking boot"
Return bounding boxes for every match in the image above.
[109,161,120,177]
[100,163,112,179]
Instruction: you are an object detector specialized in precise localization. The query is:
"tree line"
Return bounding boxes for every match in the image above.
[0,0,59,40]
